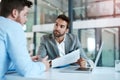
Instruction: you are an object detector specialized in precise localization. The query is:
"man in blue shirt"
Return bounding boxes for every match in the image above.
[0,0,50,80]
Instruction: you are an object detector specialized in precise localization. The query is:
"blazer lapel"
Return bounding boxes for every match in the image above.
[65,34,70,54]
[51,35,59,57]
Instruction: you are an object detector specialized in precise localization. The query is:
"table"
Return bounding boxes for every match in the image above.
[5,67,120,80]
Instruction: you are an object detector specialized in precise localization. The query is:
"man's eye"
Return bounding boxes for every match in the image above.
[55,24,58,26]
[60,25,65,28]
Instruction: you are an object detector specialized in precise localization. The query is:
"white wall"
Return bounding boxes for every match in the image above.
[33,18,120,32]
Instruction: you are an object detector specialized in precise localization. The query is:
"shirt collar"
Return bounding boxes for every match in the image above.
[52,34,66,43]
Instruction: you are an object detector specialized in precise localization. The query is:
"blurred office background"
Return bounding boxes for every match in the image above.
[1,0,120,67]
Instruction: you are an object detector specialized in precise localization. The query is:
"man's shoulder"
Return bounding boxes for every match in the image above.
[0,16,22,29]
[42,34,53,40]
[0,17,23,34]
[41,34,54,44]
[43,34,52,37]
[66,33,77,39]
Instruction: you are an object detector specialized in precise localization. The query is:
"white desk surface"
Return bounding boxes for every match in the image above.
[5,67,120,80]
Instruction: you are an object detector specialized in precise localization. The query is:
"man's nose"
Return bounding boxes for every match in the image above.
[56,26,60,30]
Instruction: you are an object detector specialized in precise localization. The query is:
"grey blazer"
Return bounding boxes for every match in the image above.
[37,33,89,60]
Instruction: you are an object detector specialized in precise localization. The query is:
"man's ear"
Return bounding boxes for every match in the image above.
[11,9,18,19]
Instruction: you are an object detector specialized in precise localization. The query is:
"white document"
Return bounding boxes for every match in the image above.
[52,49,80,68]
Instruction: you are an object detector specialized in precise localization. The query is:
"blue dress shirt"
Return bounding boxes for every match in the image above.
[0,17,46,80]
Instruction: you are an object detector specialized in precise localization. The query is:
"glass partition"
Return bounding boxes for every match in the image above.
[74,29,96,60]
[78,27,119,67]
[37,0,64,24]
[101,28,119,67]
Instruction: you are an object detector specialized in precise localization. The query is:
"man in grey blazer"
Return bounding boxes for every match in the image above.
[37,14,92,68]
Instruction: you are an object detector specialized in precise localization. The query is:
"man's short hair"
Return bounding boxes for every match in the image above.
[0,0,33,17]
[56,14,70,29]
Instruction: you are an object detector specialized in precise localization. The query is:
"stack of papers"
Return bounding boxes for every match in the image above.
[52,49,80,68]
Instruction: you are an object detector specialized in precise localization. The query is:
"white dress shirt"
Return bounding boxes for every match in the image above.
[55,36,66,57]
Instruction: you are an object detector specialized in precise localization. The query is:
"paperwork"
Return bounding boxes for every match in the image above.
[52,49,80,68]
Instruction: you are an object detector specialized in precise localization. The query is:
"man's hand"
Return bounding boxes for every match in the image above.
[41,56,50,71]
[31,55,40,62]
[77,58,87,68]
[31,55,50,71]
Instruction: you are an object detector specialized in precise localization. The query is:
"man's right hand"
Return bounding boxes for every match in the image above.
[41,56,50,71]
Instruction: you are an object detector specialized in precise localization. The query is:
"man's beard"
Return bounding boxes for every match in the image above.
[53,30,65,38]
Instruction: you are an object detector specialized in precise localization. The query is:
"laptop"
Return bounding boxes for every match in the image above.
[60,43,103,73]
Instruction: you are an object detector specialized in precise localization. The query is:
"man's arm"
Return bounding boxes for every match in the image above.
[74,34,93,67]
[75,35,88,59]
[0,37,9,78]
[37,36,47,58]
[7,24,49,77]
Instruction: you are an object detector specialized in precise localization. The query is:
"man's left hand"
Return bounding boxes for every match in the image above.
[77,58,87,68]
